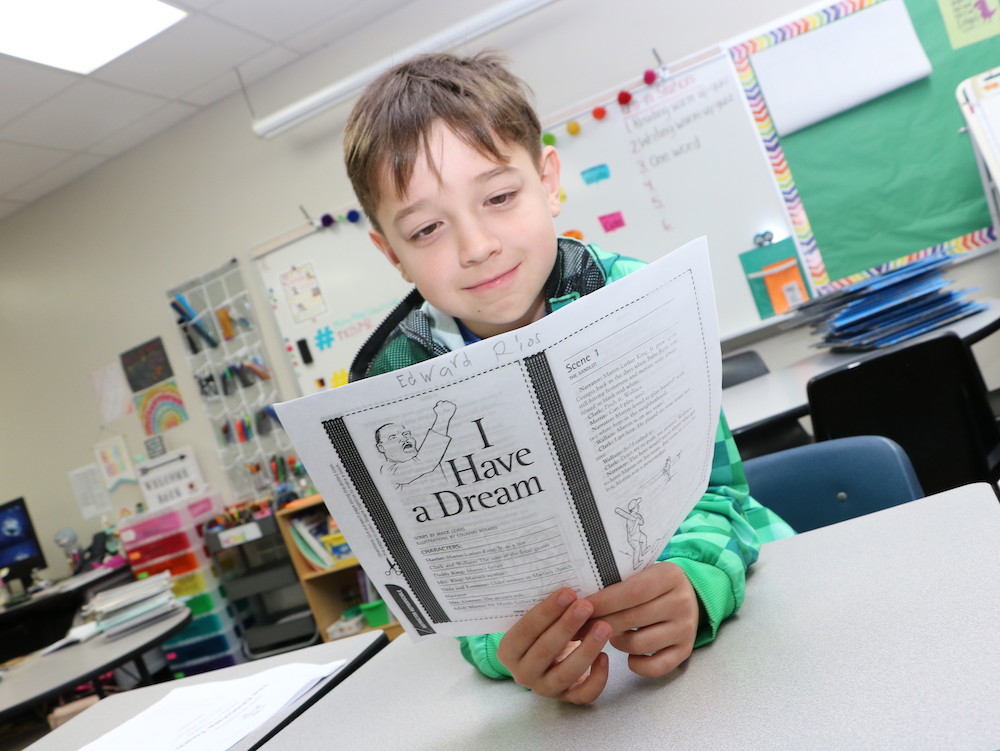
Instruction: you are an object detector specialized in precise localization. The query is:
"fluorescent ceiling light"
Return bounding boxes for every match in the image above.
[0,0,186,75]
[252,0,559,139]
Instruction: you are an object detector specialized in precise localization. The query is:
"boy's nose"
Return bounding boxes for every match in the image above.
[457,218,501,265]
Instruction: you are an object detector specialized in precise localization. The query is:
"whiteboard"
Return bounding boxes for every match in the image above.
[251,220,410,396]
[548,52,801,339]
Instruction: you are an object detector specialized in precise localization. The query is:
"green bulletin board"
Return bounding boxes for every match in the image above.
[775,0,1000,284]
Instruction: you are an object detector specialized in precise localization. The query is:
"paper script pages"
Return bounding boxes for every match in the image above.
[275,236,721,640]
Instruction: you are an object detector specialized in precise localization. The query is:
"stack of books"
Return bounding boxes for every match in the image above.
[799,255,988,351]
[289,509,353,571]
[84,572,185,640]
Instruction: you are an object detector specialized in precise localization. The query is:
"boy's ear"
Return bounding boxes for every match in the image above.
[369,230,413,283]
[539,145,562,218]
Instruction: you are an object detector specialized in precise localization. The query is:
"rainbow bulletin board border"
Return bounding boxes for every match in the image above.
[727,0,996,293]
[134,380,188,436]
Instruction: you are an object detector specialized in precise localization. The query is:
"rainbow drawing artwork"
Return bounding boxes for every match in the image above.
[134,380,188,436]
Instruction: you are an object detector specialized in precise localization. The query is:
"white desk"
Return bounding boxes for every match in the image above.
[266,484,1000,750]
[723,299,1000,434]
[0,608,191,723]
[25,630,387,751]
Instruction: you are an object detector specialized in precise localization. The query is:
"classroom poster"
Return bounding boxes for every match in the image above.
[136,447,205,508]
[120,337,174,393]
[280,262,327,324]
[94,435,138,491]
[937,0,1000,49]
[89,361,134,423]
[133,380,188,436]
[68,464,114,520]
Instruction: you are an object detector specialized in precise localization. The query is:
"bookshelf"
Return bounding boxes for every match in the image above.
[275,495,403,641]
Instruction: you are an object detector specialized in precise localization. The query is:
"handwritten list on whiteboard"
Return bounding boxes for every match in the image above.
[550,52,798,339]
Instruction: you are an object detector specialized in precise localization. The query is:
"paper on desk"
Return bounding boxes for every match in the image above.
[38,621,100,655]
[78,659,348,751]
[275,236,722,640]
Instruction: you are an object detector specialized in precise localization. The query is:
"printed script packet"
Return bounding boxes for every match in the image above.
[275,236,722,640]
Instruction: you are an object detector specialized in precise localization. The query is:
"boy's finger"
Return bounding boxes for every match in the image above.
[585,562,680,618]
[560,650,610,705]
[537,621,611,700]
[627,642,692,679]
[499,588,579,662]
[520,598,598,673]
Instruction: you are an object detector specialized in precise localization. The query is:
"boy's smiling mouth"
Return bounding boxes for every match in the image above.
[465,264,520,292]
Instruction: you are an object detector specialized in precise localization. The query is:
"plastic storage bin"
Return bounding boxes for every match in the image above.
[360,599,390,627]
[125,531,194,567]
[132,546,210,579]
[163,625,241,664]
[182,588,226,617]
[170,644,245,679]
[162,607,234,646]
[117,494,219,548]
[171,565,217,598]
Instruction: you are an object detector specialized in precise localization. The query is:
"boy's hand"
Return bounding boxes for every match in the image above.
[583,562,698,678]
[496,588,612,704]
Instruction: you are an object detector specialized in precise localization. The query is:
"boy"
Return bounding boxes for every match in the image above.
[344,52,793,704]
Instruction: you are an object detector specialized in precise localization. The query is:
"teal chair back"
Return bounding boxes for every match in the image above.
[743,435,924,534]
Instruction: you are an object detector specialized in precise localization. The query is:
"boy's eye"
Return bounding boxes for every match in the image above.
[410,222,440,241]
[486,191,517,207]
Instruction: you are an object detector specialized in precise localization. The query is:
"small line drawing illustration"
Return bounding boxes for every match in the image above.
[640,450,680,491]
[375,400,457,488]
[384,557,402,577]
[615,496,651,570]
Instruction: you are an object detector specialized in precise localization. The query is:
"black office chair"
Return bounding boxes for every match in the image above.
[721,350,769,389]
[743,435,924,534]
[722,350,813,460]
[807,332,1000,496]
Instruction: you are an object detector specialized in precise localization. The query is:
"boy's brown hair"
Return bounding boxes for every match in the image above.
[343,51,542,231]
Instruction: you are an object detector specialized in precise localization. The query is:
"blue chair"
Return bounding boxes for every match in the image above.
[743,435,924,534]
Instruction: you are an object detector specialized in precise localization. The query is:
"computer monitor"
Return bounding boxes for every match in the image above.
[0,497,47,591]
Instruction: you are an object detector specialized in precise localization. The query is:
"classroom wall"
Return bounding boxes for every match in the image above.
[2,0,1000,579]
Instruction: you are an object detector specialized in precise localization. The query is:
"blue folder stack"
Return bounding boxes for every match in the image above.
[797,255,988,352]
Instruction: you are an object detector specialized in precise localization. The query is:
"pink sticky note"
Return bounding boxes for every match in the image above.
[598,211,626,232]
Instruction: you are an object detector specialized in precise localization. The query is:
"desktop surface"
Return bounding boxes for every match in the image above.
[0,607,191,722]
[267,484,1000,750]
[26,630,388,751]
[0,565,133,664]
[722,297,1000,434]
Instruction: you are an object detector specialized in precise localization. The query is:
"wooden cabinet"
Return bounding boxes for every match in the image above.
[275,495,404,641]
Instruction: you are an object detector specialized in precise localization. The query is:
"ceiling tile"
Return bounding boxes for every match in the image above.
[0,141,73,193]
[182,46,299,107]
[282,0,412,53]
[205,0,360,44]
[4,153,108,204]
[172,0,221,10]
[92,15,273,100]
[0,56,79,127]
[0,80,167,151]
[88,101,199,157]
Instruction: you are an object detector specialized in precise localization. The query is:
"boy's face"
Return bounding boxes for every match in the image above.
[369,122,562,340]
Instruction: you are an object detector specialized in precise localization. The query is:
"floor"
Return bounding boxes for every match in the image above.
[0,712,50,751]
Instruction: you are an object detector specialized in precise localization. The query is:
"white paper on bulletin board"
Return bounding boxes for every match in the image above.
[251,220,410,396]
[748,0,931,136]
[549,52,802,340]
